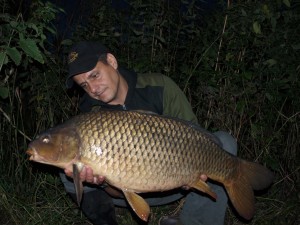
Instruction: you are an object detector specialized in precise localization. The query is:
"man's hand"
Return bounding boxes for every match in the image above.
[64,166,105,185]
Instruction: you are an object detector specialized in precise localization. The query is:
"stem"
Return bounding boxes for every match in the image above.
[0,106,32,141]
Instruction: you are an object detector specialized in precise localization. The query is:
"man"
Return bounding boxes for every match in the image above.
[61,41,237,225]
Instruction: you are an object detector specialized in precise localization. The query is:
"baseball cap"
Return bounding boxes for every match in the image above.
[66,41,109,88]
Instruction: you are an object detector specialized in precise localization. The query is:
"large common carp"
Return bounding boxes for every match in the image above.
[26,110,274,221]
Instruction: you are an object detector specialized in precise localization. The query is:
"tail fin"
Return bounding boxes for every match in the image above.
[224,160,274,220]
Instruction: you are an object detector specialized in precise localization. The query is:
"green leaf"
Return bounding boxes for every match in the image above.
[241,9,247,16]
[114,32,121,37]
[19,37,44,64]
[263,59,277,67]
[10,21,24,32]
[236,100,246,114]
[253,21,261,34]
[225,52,233,61]
[61,39,73,46]
[250,123,259,138]
[271,17,277,31]
[0,51,8,66]
[6,47,21,66]
[0,13,11,22]
[292,44,300,50]
[242,72,253,80]
[10,21,19,28]
[262,4,271,18]
[28,23,40,35]
[132,29,144,36]
[46,26,56,34]
[282,0,290,7]
[265,92,274,101]
[155,35,166,44]
[0,86,9,99]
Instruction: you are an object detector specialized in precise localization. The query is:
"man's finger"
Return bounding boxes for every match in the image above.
[79,166,87,181]
[64,169,73,178]
[200,174,208,182]
[85,167,94,183]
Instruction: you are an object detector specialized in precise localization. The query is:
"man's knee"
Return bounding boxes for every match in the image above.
[213,131,237,156]
[69,189,118,225]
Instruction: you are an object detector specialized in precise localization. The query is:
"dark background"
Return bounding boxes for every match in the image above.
[0,0,299,224]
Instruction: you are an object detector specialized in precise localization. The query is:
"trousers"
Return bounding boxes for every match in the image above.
[60,131,237,225]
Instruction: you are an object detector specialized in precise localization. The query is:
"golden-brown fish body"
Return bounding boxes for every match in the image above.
[27,110,274,221]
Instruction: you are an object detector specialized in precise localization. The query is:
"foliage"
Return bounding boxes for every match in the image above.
[0,0,299,224]
[0,0,80,224]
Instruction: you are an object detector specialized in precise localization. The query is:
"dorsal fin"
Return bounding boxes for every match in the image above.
[132,110,158,115]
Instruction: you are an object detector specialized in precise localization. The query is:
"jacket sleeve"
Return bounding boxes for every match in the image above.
[162,76,198,124]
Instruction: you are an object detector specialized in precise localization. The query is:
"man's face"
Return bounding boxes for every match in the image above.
[73,58,121,104]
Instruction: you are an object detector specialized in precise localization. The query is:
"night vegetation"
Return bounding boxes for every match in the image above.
[0,0,299,224]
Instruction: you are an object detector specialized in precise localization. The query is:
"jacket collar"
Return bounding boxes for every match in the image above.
[119,67,137,106]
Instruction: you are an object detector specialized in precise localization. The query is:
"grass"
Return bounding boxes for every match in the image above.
[0,155,298,225]
[0,71,298,225]
[0,84,299,225]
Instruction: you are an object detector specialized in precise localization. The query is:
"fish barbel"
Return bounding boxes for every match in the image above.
[26,110,274,221]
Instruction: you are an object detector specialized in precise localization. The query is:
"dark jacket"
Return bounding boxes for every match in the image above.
[79,67,198,123]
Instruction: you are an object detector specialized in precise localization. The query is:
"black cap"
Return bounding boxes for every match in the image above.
[66,41,109,88]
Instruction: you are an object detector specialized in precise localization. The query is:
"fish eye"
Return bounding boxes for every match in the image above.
[42,137,50,143]
[42,135,50,143]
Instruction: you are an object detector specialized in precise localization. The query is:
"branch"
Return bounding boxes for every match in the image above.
[0,106,32,141]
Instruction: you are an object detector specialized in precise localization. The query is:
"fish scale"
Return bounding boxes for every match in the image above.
[27,109,274,221]
[72,111,228,191]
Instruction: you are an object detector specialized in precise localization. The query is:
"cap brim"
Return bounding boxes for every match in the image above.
[66,57,99,88]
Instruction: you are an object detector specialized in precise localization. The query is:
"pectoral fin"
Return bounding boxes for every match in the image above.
[191,180,217,200]
[123,191,150,221]
[73,163,83,206]
[104,185,124,198]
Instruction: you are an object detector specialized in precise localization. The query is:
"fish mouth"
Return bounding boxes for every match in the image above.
[26,147,46,162]
[26,147,36,161]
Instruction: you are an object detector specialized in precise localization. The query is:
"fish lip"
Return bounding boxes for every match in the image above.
[26,148,33,156]
[25,147,49,163]
[26,147,35,160]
